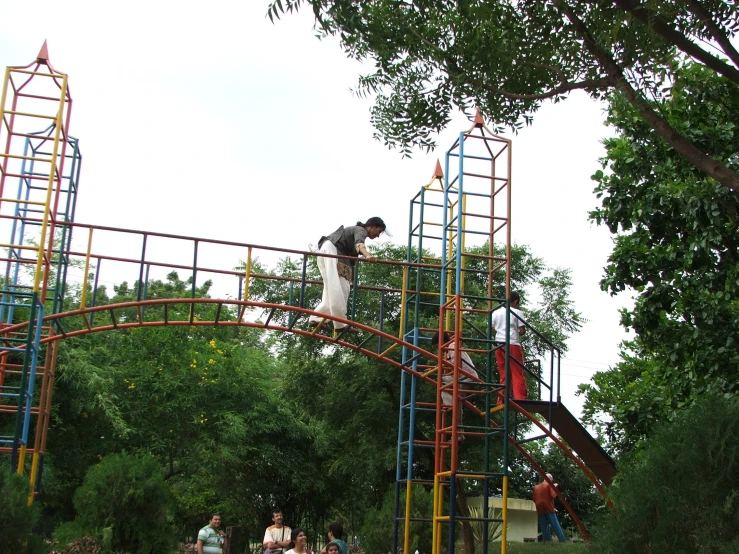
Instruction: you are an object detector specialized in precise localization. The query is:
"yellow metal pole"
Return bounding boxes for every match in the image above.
[399,266,408,339]
[431,474,438,554]
[404,481,413,554]
[27,452,39,504]
[0,67,11,126]
[16,444,26,475]
[501,475,509,554]
[0,67,12,201]
[33,75,68,294]
[378,343,399,358]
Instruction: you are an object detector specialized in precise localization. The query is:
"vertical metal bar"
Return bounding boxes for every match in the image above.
[350,262,359,321]
[33,74,68,297]
[392,480,401,554]
[393,360,409,554]
[506,141,512,297]
[378,292,385,354]
[404,367,419,554]
[501,476,509,553]
[191,239,199,299]
[137,234,148,301]
[20,299,44,453]
[482,475,490,554]
[243,246,253,302]
[298,254,308,309]
[440,151,451,307]
[455,132,465,296]
[79,228,93,310]
[90,258,101,327]
[11,294,40,471]
[142,264,150,319]
[399,266,409,341]
[447,473,457,554]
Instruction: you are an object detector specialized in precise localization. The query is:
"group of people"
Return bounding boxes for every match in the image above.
[196,509,350,554]
[198,482,567,553]
[435,290,529,409]
[310,216,530,402]
[263,509,349,554]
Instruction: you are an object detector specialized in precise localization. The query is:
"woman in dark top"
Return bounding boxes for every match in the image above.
[309,217,386,331]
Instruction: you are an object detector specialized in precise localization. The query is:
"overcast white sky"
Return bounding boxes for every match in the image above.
[0,0,632,417]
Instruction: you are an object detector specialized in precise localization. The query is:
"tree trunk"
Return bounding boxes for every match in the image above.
[556,0,739,197]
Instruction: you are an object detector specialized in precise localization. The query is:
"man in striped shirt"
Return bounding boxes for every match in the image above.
[197,513,227,554]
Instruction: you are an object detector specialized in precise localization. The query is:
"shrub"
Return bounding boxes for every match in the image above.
[0,463,44,553]
[54,451,176,553]
[361,484,433,554]
[592,394,739,554]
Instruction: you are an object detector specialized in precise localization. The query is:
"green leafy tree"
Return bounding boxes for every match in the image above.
[40,272,330,540]
[361,484,433,554]
[580,62,739,453]
[592,394,739,554]
[268,0,739,194]
[55,452,175,553]
[0,464,44,554]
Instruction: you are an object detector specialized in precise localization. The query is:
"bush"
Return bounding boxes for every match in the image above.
[0,463,44,553]
[361,484,433,554]
[54,452,176,553]
[592,394,739,554]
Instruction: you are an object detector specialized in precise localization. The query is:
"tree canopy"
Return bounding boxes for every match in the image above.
[268,0,739,195]
[579,62,739,453]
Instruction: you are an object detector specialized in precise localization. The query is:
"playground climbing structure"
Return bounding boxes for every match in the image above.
[0,46,615,552]
[0,42,79,498]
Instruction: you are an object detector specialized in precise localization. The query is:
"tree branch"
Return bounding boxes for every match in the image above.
[556,0,739,196]
[490,77,611,100]
[681,0,739,68]
[611,0,739,85]
[413,26,608,102]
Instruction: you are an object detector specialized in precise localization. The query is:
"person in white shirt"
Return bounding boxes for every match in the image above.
[263,509,292,554]
[491,291,528,402]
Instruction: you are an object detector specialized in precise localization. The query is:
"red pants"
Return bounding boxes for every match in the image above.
[495,344,528,401]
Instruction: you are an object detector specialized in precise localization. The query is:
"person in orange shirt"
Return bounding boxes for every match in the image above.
[532,473,568,542]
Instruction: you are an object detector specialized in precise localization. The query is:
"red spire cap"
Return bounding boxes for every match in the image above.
[37,40,49,62]
[433,159,444,179]
[473,108,485,127]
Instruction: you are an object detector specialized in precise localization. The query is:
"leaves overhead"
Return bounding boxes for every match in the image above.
[268,0,739,192]
[580,62,739,453]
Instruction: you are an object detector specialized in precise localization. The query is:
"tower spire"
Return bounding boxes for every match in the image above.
[37,40,49,62]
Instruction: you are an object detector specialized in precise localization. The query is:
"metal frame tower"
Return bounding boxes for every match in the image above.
[0,42,79,500]
[396,112,517,554]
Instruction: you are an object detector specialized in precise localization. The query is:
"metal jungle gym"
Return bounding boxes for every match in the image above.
[0,46,615,553]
